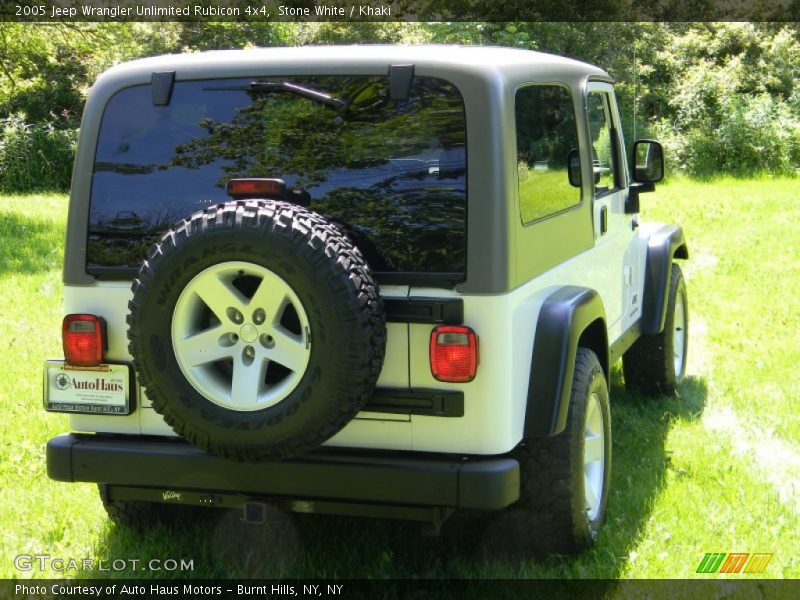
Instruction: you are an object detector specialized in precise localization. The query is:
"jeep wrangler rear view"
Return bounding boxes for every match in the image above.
[44,45,688,556]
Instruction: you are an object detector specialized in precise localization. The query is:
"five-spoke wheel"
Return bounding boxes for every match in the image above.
[172,261,311,411]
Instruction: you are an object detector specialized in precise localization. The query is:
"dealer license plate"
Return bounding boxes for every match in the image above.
[43,361,131,415]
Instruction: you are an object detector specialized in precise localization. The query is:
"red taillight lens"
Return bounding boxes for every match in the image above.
[226,178,287,200]
[429,325,478,383]
[62,314,106,367]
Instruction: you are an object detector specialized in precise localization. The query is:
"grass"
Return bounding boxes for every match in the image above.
[1,178,799,581]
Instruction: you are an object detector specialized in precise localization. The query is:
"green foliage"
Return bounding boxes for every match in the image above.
[594,126,612,167]
[0,117,77,193]
[658,94,800,177]
[301,22,430,45]
[0,23,180,125]
[2,22,800,192]
[640,23,800,177]
[174,22,298,51]
[0,23,180,191]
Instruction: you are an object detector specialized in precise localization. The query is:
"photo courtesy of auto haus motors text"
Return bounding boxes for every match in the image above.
[13,583,345,598]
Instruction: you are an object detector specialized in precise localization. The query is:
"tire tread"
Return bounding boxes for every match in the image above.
[623,262,687,396]
[127,200,386,461]
[501,348,609,556]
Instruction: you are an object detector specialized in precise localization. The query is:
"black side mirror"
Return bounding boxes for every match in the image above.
[567,148,581,187]
[632,139,664,183]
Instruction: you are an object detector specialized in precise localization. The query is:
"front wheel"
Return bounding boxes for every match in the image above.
[623,263,688,396]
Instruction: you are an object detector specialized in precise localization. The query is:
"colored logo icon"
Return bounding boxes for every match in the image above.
[696,553,772,574]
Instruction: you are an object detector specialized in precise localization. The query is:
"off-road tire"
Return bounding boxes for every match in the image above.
[623,263,688,396]
[127,200,386,461]
[488,348,611,556]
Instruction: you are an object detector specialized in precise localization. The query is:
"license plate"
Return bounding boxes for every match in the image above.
[44,361,131,415]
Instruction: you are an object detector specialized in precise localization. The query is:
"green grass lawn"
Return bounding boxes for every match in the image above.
[1,178,799,580]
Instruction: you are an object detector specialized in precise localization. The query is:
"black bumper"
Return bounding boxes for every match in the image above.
[47,434,519,511]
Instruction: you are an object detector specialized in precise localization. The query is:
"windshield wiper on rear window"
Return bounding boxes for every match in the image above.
[207,81,345,110]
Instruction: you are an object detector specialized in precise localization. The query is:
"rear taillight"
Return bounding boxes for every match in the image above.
[62,314,107,367]
[429,325,478,383]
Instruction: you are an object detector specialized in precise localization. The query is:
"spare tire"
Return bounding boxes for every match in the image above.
[127,200,386,461]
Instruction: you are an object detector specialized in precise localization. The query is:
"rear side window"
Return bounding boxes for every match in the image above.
[87,76,467,282]
[515,84,581,224]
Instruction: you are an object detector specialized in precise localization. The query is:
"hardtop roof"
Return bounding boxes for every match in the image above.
[100,44,609,83]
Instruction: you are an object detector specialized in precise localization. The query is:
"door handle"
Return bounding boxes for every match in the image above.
[600,205,608,235]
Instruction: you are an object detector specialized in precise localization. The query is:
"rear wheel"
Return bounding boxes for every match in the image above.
[623,263,688,396]
[488,348,611,556]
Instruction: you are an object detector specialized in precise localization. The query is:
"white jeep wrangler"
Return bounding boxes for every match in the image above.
[44,45,688,556]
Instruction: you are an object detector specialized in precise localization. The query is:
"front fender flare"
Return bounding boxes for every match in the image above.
[641,225,689,335]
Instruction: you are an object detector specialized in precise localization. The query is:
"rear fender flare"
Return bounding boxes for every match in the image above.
[523,286,608,437]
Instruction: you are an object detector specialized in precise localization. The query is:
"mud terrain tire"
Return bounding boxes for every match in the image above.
[127,200,386,461]
[487,348,611,556]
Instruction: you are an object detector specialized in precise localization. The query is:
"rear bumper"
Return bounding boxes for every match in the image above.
[47,434,519,511]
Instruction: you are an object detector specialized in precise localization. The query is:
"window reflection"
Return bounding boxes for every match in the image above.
[89,76,467,277]
[515,85,581,224]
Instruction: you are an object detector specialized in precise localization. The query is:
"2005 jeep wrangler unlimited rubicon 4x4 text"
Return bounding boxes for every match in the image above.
[44,45,688,555]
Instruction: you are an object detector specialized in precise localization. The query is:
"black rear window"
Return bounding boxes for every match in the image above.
[87,75,467,283]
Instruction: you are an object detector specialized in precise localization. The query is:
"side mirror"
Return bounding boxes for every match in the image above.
[632,139,664,183]
[567,148,581,187]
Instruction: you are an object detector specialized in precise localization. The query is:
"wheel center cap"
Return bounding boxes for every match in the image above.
[240,324,258,343]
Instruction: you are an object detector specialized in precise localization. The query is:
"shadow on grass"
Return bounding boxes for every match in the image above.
[0,212,62,275]
[87,373,708,581]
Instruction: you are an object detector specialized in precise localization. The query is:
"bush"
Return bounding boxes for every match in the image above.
[654,95,800,178]
[0,117,77,192]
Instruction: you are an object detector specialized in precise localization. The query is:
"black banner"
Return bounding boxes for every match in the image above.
[2,0,799,22]
[4,579,800,600]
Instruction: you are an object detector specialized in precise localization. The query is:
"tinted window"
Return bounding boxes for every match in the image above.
[587,91,620,194]
[515,85,580,224]
[88,76,466,278]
